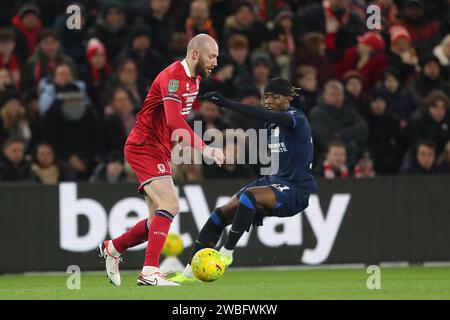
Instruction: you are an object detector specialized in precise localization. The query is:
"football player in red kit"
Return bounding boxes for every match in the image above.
[97,34,224,286]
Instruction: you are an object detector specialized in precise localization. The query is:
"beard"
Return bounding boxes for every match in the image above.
[194,57,208,78]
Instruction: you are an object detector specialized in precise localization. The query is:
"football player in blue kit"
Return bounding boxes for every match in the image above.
[170,78,318,283]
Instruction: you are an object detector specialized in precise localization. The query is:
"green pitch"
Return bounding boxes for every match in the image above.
[1,266,449,300]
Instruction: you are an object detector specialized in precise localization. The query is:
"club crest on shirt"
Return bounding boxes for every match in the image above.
[168,79,179,92]
[157,163,167,173]
[274,127,280,137]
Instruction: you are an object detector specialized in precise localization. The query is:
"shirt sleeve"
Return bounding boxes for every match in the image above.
[286,109,305,129]
[224,100,295,128]
[160,78,205,150]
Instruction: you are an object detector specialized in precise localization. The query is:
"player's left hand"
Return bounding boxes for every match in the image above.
[201,92,228,108]
[202,145,225,167]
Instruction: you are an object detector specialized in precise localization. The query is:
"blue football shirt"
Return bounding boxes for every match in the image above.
[265,107,318,193]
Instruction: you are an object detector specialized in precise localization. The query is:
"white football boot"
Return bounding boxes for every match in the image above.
[137,272,181,286]
[97,240,122,286]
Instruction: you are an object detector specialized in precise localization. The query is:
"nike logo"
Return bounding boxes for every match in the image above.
[140,277,158,286]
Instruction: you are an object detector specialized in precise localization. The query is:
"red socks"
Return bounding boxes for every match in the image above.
[144,210,174,267]
[110,210,174,268]
[112,218,149,253]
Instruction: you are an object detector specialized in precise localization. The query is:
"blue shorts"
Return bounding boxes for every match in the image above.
[236,176,310,218]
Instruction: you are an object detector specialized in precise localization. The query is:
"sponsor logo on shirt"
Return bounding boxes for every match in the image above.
[268,142,288,153]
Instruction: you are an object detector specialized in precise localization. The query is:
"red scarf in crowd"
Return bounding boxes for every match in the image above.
[86,40,112,86]
[33,57,58,86]
[323,160,349,179]
[91,64,112,87]
[11,15,42,57]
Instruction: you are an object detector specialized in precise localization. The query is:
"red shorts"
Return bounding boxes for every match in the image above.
[124,142,172,193]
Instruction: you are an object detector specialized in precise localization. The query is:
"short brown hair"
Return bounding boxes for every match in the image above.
[0,28,15,43]
[417,139,436,153]
[299,32,325,57]
[37,28,59,43]
[2,137,25,150]
[227,34,249,50]
[326,140,346,153]
[296,65,317,79]
[424,90,450,109]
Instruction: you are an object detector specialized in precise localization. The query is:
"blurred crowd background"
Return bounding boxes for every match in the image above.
[0,0,449,185]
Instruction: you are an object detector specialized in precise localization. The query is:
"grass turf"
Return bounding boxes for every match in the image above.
[0,266,449,300]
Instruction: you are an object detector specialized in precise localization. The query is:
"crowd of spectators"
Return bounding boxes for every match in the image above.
[0,0,449,184]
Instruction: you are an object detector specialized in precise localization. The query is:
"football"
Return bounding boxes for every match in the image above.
[191,248,226,282]
[162,233,184,257]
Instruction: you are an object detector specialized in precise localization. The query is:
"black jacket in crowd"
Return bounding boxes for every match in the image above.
[309,102,369,166]
[408,108,450,154]
[364,111,407,174]
[0,156,36,183]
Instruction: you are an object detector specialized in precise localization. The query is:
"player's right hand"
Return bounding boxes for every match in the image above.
[202,145,225,167]
[201,92,228,108]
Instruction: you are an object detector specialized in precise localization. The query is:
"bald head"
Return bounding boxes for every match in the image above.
[186,33,218,77]
[187,33,218,53]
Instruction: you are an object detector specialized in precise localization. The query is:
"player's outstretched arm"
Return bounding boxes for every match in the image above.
[164,99,224,166]
[202,92,294,127]
[165,99,206,149]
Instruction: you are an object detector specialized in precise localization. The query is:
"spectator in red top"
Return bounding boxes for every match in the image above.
[11,3,42,61]
[387,25,419,84]
[334,31,388,91]
[0,28,21,90]
[185,0,217,41]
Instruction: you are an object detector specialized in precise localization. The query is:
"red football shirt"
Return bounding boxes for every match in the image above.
[127,60,204,160]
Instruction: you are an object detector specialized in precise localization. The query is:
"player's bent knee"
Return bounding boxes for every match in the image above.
[157,201,180,217]
[244,187,277,211]
[217,206,234,224]
[239,189,257,209]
